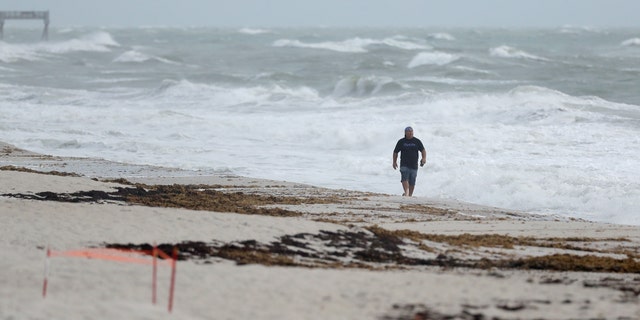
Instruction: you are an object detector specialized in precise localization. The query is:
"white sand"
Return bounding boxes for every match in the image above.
[1,142,639,319]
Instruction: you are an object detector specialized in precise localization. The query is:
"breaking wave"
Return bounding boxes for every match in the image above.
[489,45,549,61]
[0,31,119,63]
[331,76,402,97]
[272,36,429,53]
[113,50,179,64]
[407,51,459,68]
[621,38,640,47]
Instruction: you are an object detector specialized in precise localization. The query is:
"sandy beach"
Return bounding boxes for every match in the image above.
[1,141,639,320]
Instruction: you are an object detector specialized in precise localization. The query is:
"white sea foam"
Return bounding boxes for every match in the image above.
[489,45,549,61]
[557,25,603,34]
[407,51,459,68]
[238,27,272,35]
[621,38,640,47]
[113,50,152,63]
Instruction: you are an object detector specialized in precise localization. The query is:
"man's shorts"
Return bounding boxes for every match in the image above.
[399,166,418,186]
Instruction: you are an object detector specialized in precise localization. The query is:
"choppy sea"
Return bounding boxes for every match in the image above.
[1,26,639,225]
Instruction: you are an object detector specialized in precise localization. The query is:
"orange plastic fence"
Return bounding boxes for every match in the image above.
[49,248,173,265]
[43,245,178,313]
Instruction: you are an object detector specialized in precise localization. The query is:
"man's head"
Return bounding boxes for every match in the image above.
[404,126,413,139]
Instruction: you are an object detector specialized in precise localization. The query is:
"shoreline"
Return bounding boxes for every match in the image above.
[2,141,639,319]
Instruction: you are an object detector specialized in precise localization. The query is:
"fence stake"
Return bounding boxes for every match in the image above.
[42,247,51,298]
[168,246,178,313]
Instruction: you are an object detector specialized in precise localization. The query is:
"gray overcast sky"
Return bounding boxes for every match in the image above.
[2,0,640,28]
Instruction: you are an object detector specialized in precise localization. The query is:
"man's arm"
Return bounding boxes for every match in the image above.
[420,149,426,167]
[393,152,399,170]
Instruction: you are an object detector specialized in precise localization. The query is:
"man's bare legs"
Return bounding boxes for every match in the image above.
[401,181,415,196]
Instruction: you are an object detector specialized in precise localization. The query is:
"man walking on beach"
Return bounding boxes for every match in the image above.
[392,126,426,197]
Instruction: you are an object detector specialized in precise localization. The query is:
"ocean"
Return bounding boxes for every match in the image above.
[1,26,639,225]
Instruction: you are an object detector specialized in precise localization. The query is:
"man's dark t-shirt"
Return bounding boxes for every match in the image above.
[394,137,425,169]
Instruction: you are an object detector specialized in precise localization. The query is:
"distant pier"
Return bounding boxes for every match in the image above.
[0,11,50,40]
